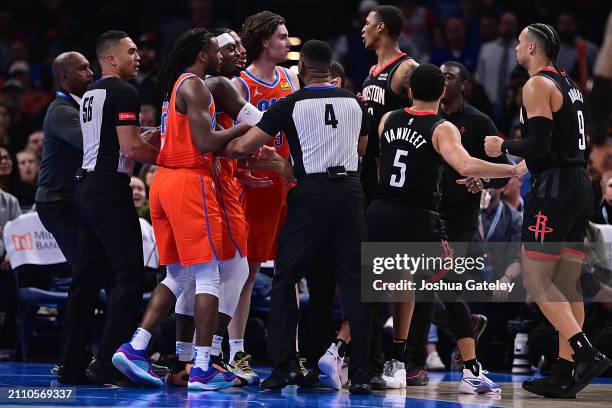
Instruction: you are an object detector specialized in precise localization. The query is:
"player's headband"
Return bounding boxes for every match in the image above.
[216,33,235,48]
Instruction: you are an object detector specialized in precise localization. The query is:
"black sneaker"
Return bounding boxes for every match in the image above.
[86,358,134,387]
[563,351,612,397]
[522,373,575,399]
[56,365,89,385]
[370,373,386,390]
[301,367,323,388]
[261,359,305,391]
[406,362,429,386]
[349,368,372,395]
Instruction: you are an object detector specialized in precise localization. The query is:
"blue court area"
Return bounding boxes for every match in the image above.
[2,362,612,407]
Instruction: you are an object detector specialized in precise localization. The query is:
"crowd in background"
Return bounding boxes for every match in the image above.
[0,0,610,371]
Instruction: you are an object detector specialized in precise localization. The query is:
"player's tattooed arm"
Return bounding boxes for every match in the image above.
[390,59,419,98]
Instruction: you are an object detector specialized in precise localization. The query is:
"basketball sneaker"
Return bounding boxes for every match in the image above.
[166,360,193,387]
[382,359,407,389]
[426,351,446,371]
[318,345,344,390]
[112,343,163,387]
[458,362,501,394]
[188,363,237,391]
[228,351,260,385]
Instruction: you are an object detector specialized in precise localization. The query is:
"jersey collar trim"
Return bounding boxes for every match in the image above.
[371,52,407,77]
[304,85,336,89]
[405,107,437,116]
[243,67,281,88]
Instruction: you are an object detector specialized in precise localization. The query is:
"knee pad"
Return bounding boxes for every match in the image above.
[193,261,220,297]
[175,278,195,316]
[219,254,249,316]
[161,263,194,298]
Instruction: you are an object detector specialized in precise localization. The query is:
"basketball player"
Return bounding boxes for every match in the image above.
[167,30,291,388]
[230,10,301,375]
[361,4,418,387]
[372,63,523,392]
[485,24,612,398]
[112,28,250,391]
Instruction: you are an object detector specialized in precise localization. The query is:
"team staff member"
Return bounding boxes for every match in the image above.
[58,30,160,385]
[225,40,373,395]
[36,52,93,270]
[485,23,612,398]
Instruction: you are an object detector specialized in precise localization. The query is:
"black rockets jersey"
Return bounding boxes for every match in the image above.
[519,67,587,173]
[362,53,413,159]
[376,108,446,210]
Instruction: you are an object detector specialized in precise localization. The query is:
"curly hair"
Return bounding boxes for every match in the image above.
[240,11,285,65]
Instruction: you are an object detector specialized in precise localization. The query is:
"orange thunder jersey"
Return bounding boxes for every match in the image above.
[158,73,216,171]
[235,66,296,164]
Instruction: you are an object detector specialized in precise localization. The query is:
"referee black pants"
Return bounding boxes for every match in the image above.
[267,176,371,376]
[60,171,144,370]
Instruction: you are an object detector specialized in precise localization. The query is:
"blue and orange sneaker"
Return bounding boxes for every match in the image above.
[112,343,163,387]
[188,364,237,391]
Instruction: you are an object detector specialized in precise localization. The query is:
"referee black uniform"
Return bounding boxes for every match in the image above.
[258,84,372,386]
[59,76,144,380]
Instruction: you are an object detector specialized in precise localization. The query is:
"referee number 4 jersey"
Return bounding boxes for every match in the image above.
[80,77,141,175]
[256,85,369,178]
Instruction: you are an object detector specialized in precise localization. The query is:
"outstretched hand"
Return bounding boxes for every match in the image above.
[456,177,484,194]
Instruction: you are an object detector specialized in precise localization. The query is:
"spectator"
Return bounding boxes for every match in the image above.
[138,164,159,189]
[0,101,10,146]
[474,12,519,107]
[430,17,478,72]
[399,0,434,59]
[140,104,157,128]
[0,145,35,209]
[588,158,603,210]
[479,14,499,44]
[25,130,43,159]
[8,61,52,123]
[130,176,150,223]
[592,171,612,225]
[133,33,161,110]
[556,11,599,92]
[501,176,524,214]
[16,149,38,185]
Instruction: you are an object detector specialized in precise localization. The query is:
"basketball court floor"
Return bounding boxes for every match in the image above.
[1,362,611,407]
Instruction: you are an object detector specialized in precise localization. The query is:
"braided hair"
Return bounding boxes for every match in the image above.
[240,11,285,66]
[158,28,215,101]
[527,23,561,71]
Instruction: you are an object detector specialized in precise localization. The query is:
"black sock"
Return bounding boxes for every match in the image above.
[555,357,575,379]
[568,332,595,356]
[334,339,348,358]
[463,359,480,376]
[391,339,407,361]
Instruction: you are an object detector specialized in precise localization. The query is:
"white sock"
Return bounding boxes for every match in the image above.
[212,335,223,357]
[176,341,194,362]
[129,327,152,351]
[229,339,244,361]
[194,346,211,370]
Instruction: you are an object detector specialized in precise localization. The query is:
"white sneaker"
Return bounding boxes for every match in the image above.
[426,351,446,371]
[318,345,343,390]
[458,362,501,394]
[382,359,406,389]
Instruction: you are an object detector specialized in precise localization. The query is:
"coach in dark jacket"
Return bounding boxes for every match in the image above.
[36,52,93,269]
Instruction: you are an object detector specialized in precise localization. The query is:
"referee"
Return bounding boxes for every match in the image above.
[225,40,372,394]
[58,31,160,385]
[36,52,92,270]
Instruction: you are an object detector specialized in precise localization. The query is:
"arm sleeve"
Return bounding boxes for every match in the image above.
[113,82,141,127]
[358,99,370,136]
[501,116,553,159]
[48,105,83,150]
[256,98,287,136]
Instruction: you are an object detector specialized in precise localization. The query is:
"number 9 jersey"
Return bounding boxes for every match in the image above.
[377,108,446,212]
